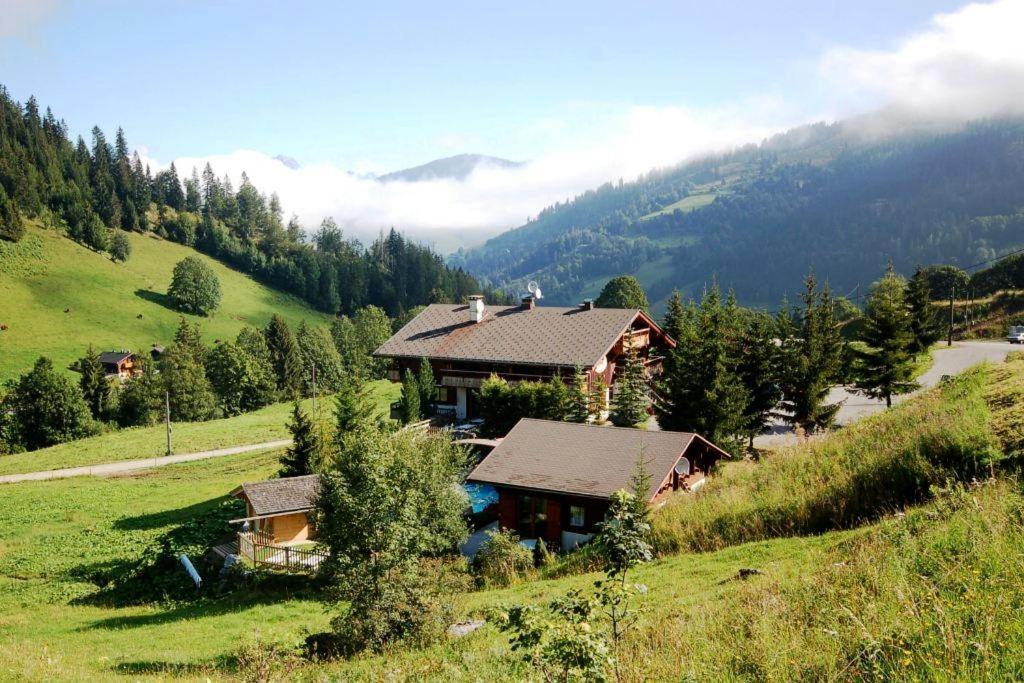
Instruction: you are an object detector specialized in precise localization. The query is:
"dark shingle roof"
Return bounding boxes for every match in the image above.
[236,475,320,516]
[98,351,132,365]
[467,419,703,501]
[374,303,644,367]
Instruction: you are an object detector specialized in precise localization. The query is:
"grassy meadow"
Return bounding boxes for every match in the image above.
[0,357,1021,680]
[0,221,332,383]
[0,380,399,476]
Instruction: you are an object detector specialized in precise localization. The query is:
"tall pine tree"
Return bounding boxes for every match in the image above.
[908,266,940,354]
[265,314,303,395]
[851,265,919,407]
[654,285,748,452]
[611,337,649,427]
[279,401,326,477]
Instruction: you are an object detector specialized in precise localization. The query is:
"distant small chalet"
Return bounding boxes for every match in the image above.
[467,418,729,550]
[374,296,675,419]
[97,351,140,380]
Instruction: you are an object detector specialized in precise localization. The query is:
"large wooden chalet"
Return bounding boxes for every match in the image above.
[467,418,730,551]
[374,296,675,419]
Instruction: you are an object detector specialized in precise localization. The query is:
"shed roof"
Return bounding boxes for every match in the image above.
[233,475,320,517]
[466,419,724,501]
[98,351,132,365]
[374,303,666,368]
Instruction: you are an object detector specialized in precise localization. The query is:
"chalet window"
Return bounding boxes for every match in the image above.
[437,387,449,402]
[569,505,585,528]
[516,494,548,539]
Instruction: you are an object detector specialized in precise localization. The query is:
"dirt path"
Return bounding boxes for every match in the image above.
[0,440,293,485]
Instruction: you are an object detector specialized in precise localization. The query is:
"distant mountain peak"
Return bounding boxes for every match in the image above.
[379,153,522,183]
[273,154,300,170]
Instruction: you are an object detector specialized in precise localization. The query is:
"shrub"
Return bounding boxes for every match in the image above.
[474,528,534,587]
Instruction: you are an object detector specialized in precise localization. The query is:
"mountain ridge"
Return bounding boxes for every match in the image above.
[378,153,522,183]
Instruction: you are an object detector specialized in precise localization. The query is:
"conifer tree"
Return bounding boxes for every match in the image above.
[611,338,649,427]
[589,373,608,421]
[265,314,303,394]
[662,290,686,341]
[159,344,217,422]
[109,230,131,262]
[737,312,781,450]
[416,357,435,416]
[908,266,940,354]
[566,365,591,423]
[173,317,207,365]
[279,401,325,477]
[777,274,844,434]
[654,285,748,451]
[399,369,421,424]
[74,345,110,420]
[0,185,24,242]
[334,375,375,456]
[851,265,919,407]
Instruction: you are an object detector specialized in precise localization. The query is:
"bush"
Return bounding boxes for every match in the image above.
[109,229,131,262]
[474,528,534,587]
[168,255,221,315]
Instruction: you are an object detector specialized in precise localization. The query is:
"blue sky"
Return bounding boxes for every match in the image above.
[1,0,1020,242]
[1,0,967,169]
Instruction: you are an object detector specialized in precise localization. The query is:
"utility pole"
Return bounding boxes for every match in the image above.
[948,283,955,347]
[165,390,172,456]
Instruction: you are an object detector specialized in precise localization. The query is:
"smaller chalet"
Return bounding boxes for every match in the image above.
[98,351,139,379]
[231,475,320,544]
[374,296,675,420]
[466,419,729,551]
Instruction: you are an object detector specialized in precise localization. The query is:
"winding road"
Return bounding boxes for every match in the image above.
[753,340,1015,449]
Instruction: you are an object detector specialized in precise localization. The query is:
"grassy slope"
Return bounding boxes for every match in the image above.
[0,221,331,383]
[0,358,1020,680]
[0,380,399,476]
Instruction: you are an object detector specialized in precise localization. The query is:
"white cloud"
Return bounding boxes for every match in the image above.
[820,0,1024,120]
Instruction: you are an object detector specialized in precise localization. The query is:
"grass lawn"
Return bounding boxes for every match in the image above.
[0,444,848,680]
[0,221,332,384]
[0,380,399,476]
[638,191,716,220]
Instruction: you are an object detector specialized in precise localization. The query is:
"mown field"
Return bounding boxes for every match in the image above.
[0,357,1021,680]
[0,221,332,383]
[0,380,398,477]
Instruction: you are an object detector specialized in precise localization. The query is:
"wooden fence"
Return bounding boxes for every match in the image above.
[237,530,328,573]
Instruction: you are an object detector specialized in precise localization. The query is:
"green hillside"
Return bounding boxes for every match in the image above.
[0,221,332,383]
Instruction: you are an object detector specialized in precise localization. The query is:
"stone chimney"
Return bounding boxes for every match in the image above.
[579,299,594,311]
[521,296,536,310]
[468,295,485,323]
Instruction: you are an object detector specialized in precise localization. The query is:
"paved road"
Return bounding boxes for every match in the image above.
[0,440,293,485]
[754,341,1015,449]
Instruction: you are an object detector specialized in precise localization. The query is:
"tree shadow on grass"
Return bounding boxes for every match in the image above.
[112,496,228,531]
[134,288,174,310]
[112,656,234,678]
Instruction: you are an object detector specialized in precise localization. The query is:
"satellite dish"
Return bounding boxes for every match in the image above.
[527,281,543,300]
[674,458,690,476]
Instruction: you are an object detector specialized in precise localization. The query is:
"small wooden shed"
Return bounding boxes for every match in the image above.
[231,475,320,544]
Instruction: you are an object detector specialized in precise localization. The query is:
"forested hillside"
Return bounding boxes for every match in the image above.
[452,117,1024,308]
[0,86,481,318]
